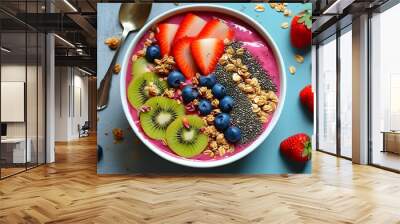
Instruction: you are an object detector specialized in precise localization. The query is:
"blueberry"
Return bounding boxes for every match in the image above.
[214,113,231,131]
[198,99,212,115]
[224,126,241,143]
[167,70,185,88]
[182,85,198,103]
[212,83,226,99]
[208,74,217,87]
[199,74,217,88]
[219,96,234,112]
[145,45,161,62]
[199,76,210,87]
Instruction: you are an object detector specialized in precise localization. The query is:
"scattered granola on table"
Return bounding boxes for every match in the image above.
[104,37,120,50]
[112,128,124,143]
[113,64,121,74]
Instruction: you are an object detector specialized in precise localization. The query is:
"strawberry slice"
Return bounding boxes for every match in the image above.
[191,38,224,75]
[198,19,234,41]
[155,23,179,56]
[172,37,199,79]
[174,13,207,43]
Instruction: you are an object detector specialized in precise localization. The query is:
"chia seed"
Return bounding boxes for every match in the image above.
[214,64,262,144]
[211,41,278,144]
[230,41,277,92]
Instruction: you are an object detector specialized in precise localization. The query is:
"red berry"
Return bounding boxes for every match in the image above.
[290,11,312,49]
[172,37,199,79]
[299,85,314,113]
[155,23,179,56]
[191,38,225,75]
[174,13,206,43]
[280,133,311,163]
[197,18,234,41]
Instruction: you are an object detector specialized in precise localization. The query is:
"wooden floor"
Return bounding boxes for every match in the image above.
[0,135,400,224]
[1,167,26,178]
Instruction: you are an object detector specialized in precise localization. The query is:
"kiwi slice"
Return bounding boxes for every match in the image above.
[140,96,185,140]
[166,115,209,158]
[128,72,167,109]
[132,57,152,77]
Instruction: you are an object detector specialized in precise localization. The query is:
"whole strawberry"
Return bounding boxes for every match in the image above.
[299,85,313,113]
[280,133,311,163]
[290,10,312,49]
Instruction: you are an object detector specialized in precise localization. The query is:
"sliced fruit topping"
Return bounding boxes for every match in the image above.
[198,19,234,41]
[155,23,179,56]
[166,115,208,158]
[172,37,199,79]
[127,72,167,109]
[132,57,152,77]
[191,38,224,75]
[173,13,207,43]
[139,96,185,140]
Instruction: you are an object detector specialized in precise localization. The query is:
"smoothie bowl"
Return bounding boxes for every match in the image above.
[120,5,286,168]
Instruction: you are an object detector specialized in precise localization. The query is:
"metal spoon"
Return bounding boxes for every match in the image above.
[97,3,152,111]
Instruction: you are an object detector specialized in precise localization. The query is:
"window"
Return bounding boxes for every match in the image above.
[317,36,337,155]
[0,1,47,179]
[370,3,400,171]
[339,28,352,158]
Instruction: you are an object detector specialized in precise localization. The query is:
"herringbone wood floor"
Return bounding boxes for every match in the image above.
[1,135,400,224]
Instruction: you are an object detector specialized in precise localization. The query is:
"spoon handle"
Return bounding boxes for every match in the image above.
[97,29,130,111]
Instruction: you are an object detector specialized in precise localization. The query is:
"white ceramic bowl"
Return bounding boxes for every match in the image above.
[120,4,286,168]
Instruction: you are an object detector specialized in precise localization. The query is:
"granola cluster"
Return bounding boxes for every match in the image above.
[202,125,234,158]
[104,37,120,50]
[144,82,161,97]
[268,3,291,16]
[154,55,176,75]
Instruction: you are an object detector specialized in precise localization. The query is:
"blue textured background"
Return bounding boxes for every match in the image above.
[97,3,312,174]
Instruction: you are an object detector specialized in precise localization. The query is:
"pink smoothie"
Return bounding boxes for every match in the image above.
[125,11,281,162]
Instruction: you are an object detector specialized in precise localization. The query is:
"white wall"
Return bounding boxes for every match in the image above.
[54,67,89,141]
[1,63,46,163]
[1,65,42,137]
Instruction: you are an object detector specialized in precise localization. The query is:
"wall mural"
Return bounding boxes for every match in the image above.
[97,3,313,174]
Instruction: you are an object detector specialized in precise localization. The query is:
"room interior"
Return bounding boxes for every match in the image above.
[0,0,400,223]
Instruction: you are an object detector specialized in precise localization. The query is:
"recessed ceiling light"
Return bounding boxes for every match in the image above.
[78,67,93,76]
[1,47,11,53]
[54,34,75,48]
[323,0,354,15]
[63,0,78,12]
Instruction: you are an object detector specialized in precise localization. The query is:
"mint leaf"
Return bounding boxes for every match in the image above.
[305,19,312,29]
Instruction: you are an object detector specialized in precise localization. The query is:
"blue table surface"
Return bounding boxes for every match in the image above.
[97,3,313,174]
